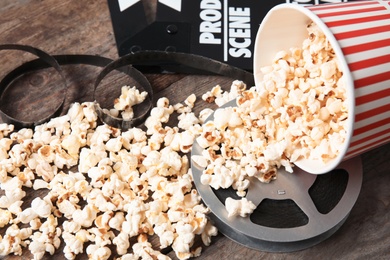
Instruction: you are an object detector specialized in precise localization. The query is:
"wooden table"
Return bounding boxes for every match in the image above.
[0,0,389,259]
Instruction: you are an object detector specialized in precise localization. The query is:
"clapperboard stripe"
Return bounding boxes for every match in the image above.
[309,1,390,159]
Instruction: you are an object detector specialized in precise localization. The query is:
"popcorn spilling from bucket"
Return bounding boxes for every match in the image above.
[195,21,347,215]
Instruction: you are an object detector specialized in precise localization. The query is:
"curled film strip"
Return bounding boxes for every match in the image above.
[0,45,254,130]
[0,44,67,129]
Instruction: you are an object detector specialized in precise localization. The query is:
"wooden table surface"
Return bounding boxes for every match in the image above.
[0,0,389,259]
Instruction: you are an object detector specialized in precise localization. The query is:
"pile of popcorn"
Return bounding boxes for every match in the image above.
[0,82,235,259]
[194,22,347,217]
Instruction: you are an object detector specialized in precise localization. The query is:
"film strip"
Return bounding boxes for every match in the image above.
[0,44,254,130]
[0,44,68,129]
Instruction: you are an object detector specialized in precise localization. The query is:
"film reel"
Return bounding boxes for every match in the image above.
[191,100,363,252]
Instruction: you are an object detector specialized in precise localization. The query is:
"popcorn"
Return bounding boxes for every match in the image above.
[159,146,183,175]
[61,134,82,157]
[178,112,200,131]
[201,221,218,246]
[225,197,256,218]
[72,205,99,228]
[57,199,78,219]
[184,93,197,108]
[202,81,246,107]
[195,122,223,149]
[171,221,194,259]
[174,102,193,115]
[0,123,14,139]
[112,231,130,255]
[114,86,148,110]
[74,179,92,199]
[87,124,113,146]
[62,229,90,259]
[116,254,139,260]
[0,224,31,256]
[0,138,12,161]
[33,179,49,190]
[0,177,26,209]
[86,244,111,260]
[191,155,208,168]
[113,85,148,121]
[63,221,81,234]
[47,115,71,137]
[132,234,170,260]
[0,209,12,228]
[0,82,225,259]
[122,198,148,237]
[213,107,243,130]
[108,212,125,231]
[198,108,214,123]
[9,143,30,167]
[202,84,222,103]
[17,167,35,188]
[29,215,61,259]
[31,197,52,218]
[30,218,42,230]
[87,227,115,247]
[35,160,57,182]
[79,146,107,174]
[194,20,346,219]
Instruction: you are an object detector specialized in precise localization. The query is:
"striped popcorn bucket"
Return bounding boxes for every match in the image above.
[254,0,390,174]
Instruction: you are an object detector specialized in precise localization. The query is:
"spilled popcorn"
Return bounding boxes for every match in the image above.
[0,83,226,259]
[195,22,347,216]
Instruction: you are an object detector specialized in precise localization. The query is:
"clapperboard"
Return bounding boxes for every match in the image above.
[108,0,358,71]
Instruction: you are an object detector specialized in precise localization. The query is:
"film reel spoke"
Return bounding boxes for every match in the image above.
[277,169,321,220]
[290,189,321,221]
[246,177,267,207]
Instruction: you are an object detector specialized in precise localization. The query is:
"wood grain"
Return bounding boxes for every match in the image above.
[0,0,389,259]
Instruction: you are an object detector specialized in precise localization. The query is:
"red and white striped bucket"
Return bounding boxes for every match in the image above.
[254,0,390,174]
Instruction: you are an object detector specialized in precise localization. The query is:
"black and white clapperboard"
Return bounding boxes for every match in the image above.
[108,0,359,71]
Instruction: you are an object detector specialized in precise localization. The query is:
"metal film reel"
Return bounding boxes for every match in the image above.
[191,101,363,252]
